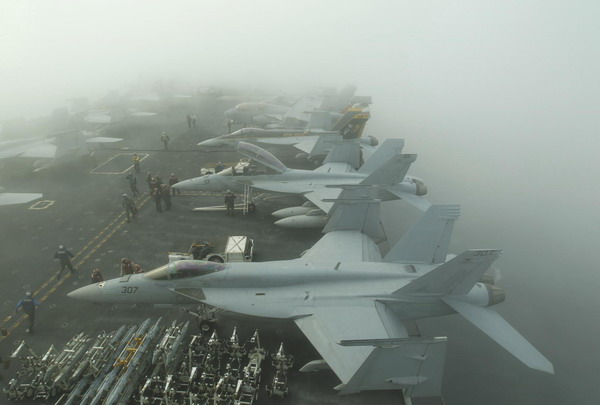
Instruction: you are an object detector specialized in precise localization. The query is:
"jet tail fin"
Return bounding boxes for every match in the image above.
[359,153,416,186]
[357,139,405,174]
[442,298,554,374]
[323,188,381,240]
[331,108,370,139]
[395,250,502,296]
[384,204,460,264]
[322,142,362,169]
[337,337,447,397]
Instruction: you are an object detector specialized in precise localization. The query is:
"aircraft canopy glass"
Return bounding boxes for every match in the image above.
[236,142,286,173]
[144,260,226,281]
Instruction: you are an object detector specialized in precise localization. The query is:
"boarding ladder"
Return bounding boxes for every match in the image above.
[242,184,253,215]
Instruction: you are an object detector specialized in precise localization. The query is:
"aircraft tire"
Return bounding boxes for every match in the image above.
[207,255,225,263]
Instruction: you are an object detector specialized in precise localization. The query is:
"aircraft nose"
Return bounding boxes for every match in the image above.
[198,139,219,148]
[68,283,103,302]
[172,179,195,191]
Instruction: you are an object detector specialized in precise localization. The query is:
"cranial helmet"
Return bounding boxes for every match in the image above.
[59,245,64,249]
[25,291,32,297]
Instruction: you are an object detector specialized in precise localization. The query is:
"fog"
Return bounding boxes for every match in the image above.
[2,1,600,403]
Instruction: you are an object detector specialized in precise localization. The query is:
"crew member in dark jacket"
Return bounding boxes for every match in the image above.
[224,190,236,216]
[54,245,75,276]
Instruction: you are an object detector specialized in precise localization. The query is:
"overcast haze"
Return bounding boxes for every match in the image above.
[2,1,600,403]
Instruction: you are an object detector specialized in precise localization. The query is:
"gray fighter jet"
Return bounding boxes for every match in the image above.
[200,108,376,163]
[224,86,358,127]
[0,130,122,172]
[175,139,428,227]
[224,101,291,126]
[68,193,553,398]
[0,186,42,206]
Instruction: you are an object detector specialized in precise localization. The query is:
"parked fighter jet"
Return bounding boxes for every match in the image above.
[200,108,375,163]
[175,139,428,227]
[224,86,360,127]
[68,194,553,398]
[0,186,42,206]
[0,130,122,172]
[224,101,291,126]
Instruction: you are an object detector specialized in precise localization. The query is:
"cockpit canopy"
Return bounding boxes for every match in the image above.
[144,260,226,281]
[236,142,287,174]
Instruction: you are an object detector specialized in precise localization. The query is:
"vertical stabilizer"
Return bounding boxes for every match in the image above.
[384,204,460,264]
[358,139,405,174]
[323,142,362,169]
[323,189,381,240]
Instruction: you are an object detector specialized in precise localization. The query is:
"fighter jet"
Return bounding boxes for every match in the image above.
[174,139,428,227]
[200,108,375,163]
[68,193,553,398]
[0,186,42,206]
[0,130,122,172]
[224,86,360,127]
[224,101,291,126]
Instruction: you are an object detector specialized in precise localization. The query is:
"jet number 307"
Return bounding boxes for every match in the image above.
[121,287,138,294]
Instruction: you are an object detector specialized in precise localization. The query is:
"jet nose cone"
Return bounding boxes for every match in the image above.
[197,139,220,148]
[172,179,193,191]
[68,283,103,302]
[224,109,236,119]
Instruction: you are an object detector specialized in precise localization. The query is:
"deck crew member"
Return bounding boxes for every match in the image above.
[132,153,141,174]
[91,268,104,284]
[15,291,40,333]
[168,173,180,195]
[125,172,139,196]
[122,194,137,222]
[160,132,170,150]
[224,190,236,216]
[161,184,172,210]
[54,245,75,276]
[152,187,163,212]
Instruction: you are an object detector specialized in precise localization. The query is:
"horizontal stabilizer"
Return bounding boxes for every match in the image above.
[358,139,404,174]
[442,298,554,374]
[395,250,502,296]
[384,204,460,264]
[360,154,416,186]
[337,337,447,396]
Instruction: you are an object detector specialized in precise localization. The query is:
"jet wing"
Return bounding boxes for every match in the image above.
[256,134,342,157]
[303,188,339,213]
[20,143,57,159]
[283,95,324,123]
[86,136,123,143]
[294,299,446,396]
[0,192,43,206]
[300,231,381,263]
[255,135,317,152]
[84,113,112,124]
